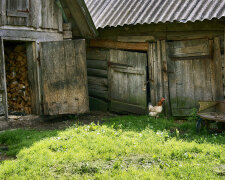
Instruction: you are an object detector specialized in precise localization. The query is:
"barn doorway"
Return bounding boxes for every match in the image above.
[108,49,148,114]
[4,41,32,115]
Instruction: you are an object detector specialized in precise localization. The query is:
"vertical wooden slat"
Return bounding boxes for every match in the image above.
[58,5,63,32]
[209,39,216,101]
[161,40,171,117]
[0,0,6,25]
[30,0,39,28]
[42,0,53,29]
[156,41,163,102]
[214,37,224,100]
[52,1,59,30]
[0,38,8,120]
[148,43,156,105]
[26,42,41,114]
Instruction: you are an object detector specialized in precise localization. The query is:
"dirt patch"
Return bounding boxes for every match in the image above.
[0,111,117,131]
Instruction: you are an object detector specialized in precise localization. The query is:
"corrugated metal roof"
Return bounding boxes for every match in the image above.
[84,0,225,29]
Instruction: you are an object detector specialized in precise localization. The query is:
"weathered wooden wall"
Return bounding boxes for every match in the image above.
[0,0,63,31]
[86,48,109,111]
[87,20,225,116]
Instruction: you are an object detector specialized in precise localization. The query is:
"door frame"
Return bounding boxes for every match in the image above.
[0,37,39,120]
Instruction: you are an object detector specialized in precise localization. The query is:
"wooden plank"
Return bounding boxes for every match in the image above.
[113,67,145,75]
[88,88,108,100]
[30,0,40,28]
[214,37,224,101]
[224,29,225,93]
[88,76,108,87]
[41,0,53,29]
[26,42,37,114]
[117,36,155,43]
[87,48,108,61]
[87,60,107,70]
[0,29,63,42]
[52,2,59,30]
[0,38,8,119]
[170,55,212,61]
[90,40,149,51]
[148,43,156,105]
[0,0,6,25]
[167,44,177,115]
[156,41,163,102]
[89,97,108,112]
[6,10,29,17]
[110,100,147,115]
[40,40,89,115]
[169,39,210,58]
[58,6,63,32]
[209,40,216,101]
[161,40,170,117]
[87,68,108,78]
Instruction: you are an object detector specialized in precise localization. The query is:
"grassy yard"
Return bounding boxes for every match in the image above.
[0,115,224,179]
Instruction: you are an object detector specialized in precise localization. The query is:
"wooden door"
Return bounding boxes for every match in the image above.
[39,40,89,115]
[0,38,8,119]
[167,39,223,116]
[6,0,30,26]
[109,49,147,114]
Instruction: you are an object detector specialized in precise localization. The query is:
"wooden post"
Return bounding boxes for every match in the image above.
[0,38,8,120]
[156,41,163,103]
[213,37,224,100]
[161,40,171,117]
[148,43,156,105]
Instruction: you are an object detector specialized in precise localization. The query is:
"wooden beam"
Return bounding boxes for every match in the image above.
[90,40,149,51]
[214,37,224,100]
[161,40,171,117]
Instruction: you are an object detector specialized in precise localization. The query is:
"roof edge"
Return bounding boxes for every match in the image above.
[76,0,98,38]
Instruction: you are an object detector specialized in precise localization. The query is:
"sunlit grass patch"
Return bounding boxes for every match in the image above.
[0,116,224,179]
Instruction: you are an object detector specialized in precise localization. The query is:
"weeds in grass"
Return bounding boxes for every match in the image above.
[187,108,199,122]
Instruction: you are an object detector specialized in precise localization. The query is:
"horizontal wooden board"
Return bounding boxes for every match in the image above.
[86,48,108,61]
[87,59,107,70]
[168,39,210,58]
[89,97,108,112]
[117,36,155,42]
[88,76,108,87]
[113,67,145,75]
[87,68,108,78]
[88,88,108,100]
[110,100,147,115]
[90,40,149,51]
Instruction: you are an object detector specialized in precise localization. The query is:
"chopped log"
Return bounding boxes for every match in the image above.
[5,45,32,114]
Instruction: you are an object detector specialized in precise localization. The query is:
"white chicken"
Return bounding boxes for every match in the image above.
[148,97,165,119]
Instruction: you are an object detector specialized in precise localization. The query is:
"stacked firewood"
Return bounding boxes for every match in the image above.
[5,45,31,114]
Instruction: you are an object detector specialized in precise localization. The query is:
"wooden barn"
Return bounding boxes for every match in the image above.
[85,0,225,117]
[0,0,97,119]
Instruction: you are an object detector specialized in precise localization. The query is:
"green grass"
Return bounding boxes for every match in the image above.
[0,116,224,179]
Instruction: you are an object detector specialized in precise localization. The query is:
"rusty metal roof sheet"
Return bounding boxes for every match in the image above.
[84,0,225,29]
